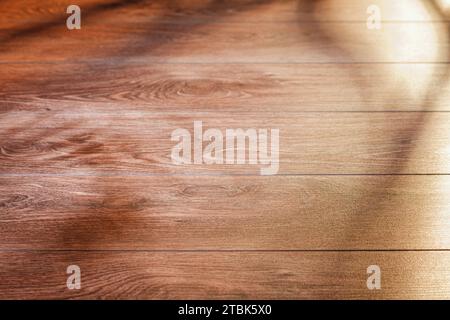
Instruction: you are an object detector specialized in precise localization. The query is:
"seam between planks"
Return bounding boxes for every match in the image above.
[1,249,450,253]
[2,61,450,65]
[1,173,450,177]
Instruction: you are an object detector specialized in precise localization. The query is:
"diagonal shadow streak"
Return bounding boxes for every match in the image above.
[296,0,450,298]
[0,0,277,262]
[0,0,147,49]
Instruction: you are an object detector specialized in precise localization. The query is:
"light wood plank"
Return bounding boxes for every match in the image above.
[1,175,450,250]
[1,251,450,299]
[1,0,448,27]
[1,63,449,112]
[1,112,450,174]
[1,21,449,63]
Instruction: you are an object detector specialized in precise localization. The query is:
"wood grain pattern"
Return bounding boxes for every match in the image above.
[1,0,450,299]
[1,175,450,250]
[1,63,449,112]
[1,112,450,174]
[2,0,448,26]
[1,251,450,299]
[1,20,449,63]
[2,0,449,26]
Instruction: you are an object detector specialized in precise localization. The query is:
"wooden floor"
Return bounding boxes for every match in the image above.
[1,0,450,299]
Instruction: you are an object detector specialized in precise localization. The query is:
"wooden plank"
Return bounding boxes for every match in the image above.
[1,63,449,112]
[1,112,450,174]
[1,251,450,299]
[1,0,448,27]
[1,20,449,63]
[1,175,450,250]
